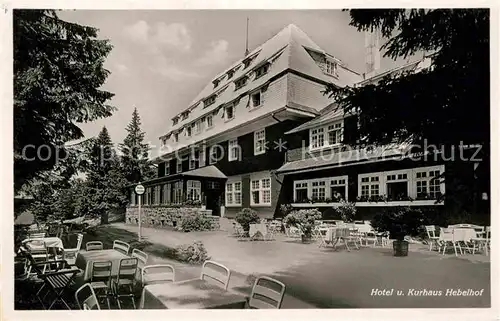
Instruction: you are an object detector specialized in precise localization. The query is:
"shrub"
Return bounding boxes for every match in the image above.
[284,209,322,239]
[370,207,426,241]
[175,241,210,264]
[179,213,212,232]
[235,208,260,234]
[334,200,357,223]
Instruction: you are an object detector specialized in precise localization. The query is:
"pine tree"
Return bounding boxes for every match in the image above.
[87,126,127,223]
[119,107,156,183]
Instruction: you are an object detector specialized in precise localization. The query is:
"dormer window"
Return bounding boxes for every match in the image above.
[225,105,235,121]
[181,112,189,120]
[250,90,263,109]
[234,76,248,90]
[227,69,234,79]
[204,95,216,108]
[186,126,192,137]
[325,60,338,77]
[213,79,220,89]
[206,114,213,128]
[309,120,343,150]
[254,63,270,79]
[172,117,179,125]
[174,132,179,142]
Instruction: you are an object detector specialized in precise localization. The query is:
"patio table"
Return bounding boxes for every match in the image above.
[75,249,130,281]
[449,228,477,242]
[326,227,352,249]
[139,278,247,309]
[22,237,64,250]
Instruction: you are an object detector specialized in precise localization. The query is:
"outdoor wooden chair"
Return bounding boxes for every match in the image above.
[200,260,231,290]
[90,260,112,309]
[314,227,330,248]
[142,264,175,286]
[439,228,463,256]
[425,225,441,251]
[111,257,138,309]
[472,226,491,255]
[75,283,101,310]
[113,240,131,255]
[63,233,84,265]
[86,241,104,251]
[20,247,81,309]
[248,276,286,309]
[131,248,148,279]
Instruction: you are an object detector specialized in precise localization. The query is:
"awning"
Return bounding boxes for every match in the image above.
[276,146,408,174]
[182,165,227,179]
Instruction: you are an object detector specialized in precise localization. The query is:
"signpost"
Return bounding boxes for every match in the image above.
[135,183,145,240]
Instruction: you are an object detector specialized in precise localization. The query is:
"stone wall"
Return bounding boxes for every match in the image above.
[125,206,219,230]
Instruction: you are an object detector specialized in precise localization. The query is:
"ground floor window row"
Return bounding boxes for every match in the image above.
[130,180,202,206]
[225,175,272,207]
[292,165,445,203]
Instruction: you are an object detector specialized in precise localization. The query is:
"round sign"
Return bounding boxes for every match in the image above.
[135,184,145,195]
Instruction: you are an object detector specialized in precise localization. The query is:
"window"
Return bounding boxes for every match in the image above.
[310,120,343,150]
[176,160,182,173]
[213,79,220,89]
[151,187,157,205]
[204,95,216,108]
[195,120,202,134]
[165,161,170,176]
[294,182,308,202]
[254,129,266,155]
[225,105,235,121]
[181,112,189,120]
[172,117,179,125]
[325,60,338,76]
[360,176,379,198]
[327,123,343,145]
[199,149,206,167]
[227,69,234,79]
[174,132,179,142]
[173,181,183,204]
[163,183,171,204]
[189,153,197,170]
[254,63,270,78]
[235,77,248,90]
[186,126,192,137]
[416,169,442,199]
[251,91,262,108]
[330,178,347,201]
[226,181,242,206]
[251,177,271,206]
[311,181,326,201]
[228,138,240,161]
[187,180,201,201]
[358,166,444,203]
[206,114,213,128]
[311,128,324,149]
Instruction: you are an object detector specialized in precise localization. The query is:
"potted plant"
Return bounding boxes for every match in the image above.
[370,207,425,256]
[334,200,357,223]
[235,208,260,237]
[284,209,322,243]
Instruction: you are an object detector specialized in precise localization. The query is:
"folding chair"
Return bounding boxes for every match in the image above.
[111,258,138,309]
[142,264,175,286]
[86,241,104,251]
[201,260,231,290]
[439,228,463,256]
[90,260,112,309]
[343,228,361,251]
[75,283,101,310]
[248,276,286,309]
[132,248,149,279]
[63,233,84,265]
[425,225,441,251]
[21,248,81,309]
[315,228,330,248]
[113,240,131,255]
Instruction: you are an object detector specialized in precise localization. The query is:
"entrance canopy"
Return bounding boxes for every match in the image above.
[182,165,227,179]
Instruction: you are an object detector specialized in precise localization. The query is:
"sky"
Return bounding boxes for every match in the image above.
[57,10,414,151]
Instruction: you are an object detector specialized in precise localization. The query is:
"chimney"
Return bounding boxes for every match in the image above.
[244,17,250,57]
[364,30,381,78]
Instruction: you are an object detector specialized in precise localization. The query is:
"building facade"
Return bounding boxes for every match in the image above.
[127,24,489,225]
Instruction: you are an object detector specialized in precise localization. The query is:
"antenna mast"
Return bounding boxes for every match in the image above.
[244,17,249,56]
